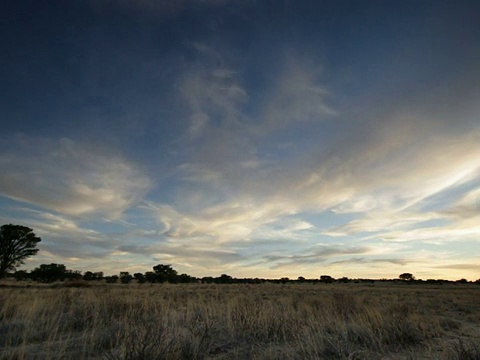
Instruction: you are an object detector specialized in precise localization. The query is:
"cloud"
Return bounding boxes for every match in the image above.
[141,40,480,279]
[258,53,336,133]
[443,187,480,219]
[0,136,151,219]
[180,43,248,138]
[434,263,480,271]
[329,257,408,266]
[178,41,480,221]
[141,199,307,244]
[263,244,371,268]
[376,222,480,244]
[324,211,443,236]
[158,48,480,255]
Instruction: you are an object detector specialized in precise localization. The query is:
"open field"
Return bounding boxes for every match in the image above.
[0,282,479,359]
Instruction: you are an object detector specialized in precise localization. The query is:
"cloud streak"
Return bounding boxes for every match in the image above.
[0,136,151,219]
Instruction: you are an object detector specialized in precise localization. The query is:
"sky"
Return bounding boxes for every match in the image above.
[1,0,479,280]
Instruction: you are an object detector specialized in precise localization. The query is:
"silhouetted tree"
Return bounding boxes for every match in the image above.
[320,275,334,283]
[153,264,178,283]
[134,273,146,283]
[65,269,82,281]
[13,270,29,281]
[177,273,195,283]
[0,224,41,278]
[201,276,214,284]
[297,276,305,283]
[399,273,414,281]
[83,271,104,281]
[105,275,119,283]
[145,271,158,283]
[216,274,233,284]
[30,263,68,283]
[120,272,133,284]
[83,271,95,281]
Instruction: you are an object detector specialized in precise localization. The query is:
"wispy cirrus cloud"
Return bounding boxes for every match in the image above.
[141,199,309,244]
[180,43,248,138]
[258,53,336,134]
[323,211,443,237]
[0,136,151,219]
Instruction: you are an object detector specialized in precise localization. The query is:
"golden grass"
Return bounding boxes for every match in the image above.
[0,283,479,359]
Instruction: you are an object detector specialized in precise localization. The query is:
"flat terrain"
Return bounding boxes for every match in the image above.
[0,282,479,359]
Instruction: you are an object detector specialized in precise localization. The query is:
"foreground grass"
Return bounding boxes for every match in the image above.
[0,283,479,359]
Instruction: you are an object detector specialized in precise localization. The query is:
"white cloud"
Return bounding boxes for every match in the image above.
[325,211,443,236]
[377,221,480,244]
[142,200,288,244]
[0,136,151,219]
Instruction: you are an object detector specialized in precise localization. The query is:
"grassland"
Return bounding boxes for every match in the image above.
[0,282,479,359]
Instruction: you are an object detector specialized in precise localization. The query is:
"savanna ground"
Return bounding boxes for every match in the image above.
[0,282,479,359]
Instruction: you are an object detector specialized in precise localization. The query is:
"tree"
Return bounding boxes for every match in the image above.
[134,272,146,284]
[13,270,29,281]
[320,275,334,283]
[105,275,119,283]
[153,264,178,283]
[177,273,195,283]
[65,269,82,281]
[201,276,214,284]
[120,271,133,284]
[399,273,414,281]
[0,224,41,278]
[83,271,103,281]
[144,271,158,283]
[93,272,104,281]
[30,263,68,283]
[216,274,233,284]
[83,271,95,281]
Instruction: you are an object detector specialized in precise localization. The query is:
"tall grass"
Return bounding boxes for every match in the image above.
[0,283,479,359]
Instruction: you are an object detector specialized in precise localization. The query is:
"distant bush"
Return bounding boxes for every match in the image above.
[105,275,119,284]
[30,263,81,283]
[134,273,146,284]
[399,273,415,281]
[320,275,334,284]
[120,272,133,284]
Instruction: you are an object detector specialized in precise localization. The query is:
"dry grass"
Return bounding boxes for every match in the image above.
[0,283,479,359]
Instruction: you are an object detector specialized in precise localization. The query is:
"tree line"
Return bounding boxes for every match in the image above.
[8,264,480,285]
[1,224,479,285]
